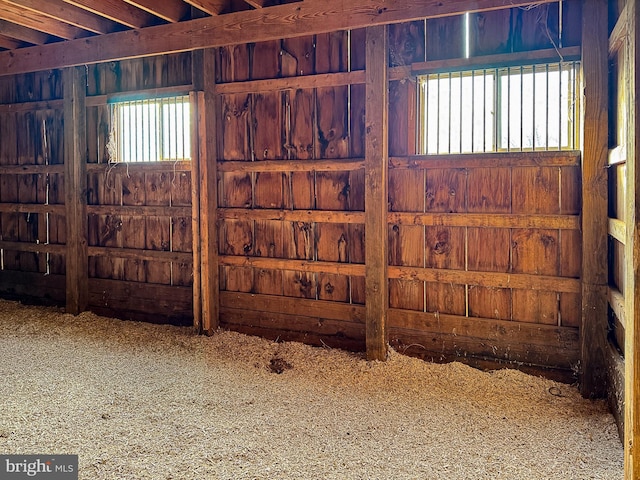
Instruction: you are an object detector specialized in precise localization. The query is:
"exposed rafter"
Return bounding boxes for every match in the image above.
[0,18,53,44]
[63,0,160,29]
[3,0,121,35]
[182,0,227,16]
[0,0,557,77]
[242,0,265,9]
[0,33,29,49]
[0,0,91,39]
[121,0,191,23]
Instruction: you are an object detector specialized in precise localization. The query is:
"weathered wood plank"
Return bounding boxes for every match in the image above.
[389,212,579,229]
[196,81,219,333]
[86,205,191,217]
[468,227,511,320]
[219,255,365,277]
[0,271,65,304]
[221,309,365,351]
[391,151,581,169]
[0,241,66,255]
[580,0,609,399]
[87,246,191,262]
[220,291,364,322]
[625,0,640,475]
[219,208,363,224]
[218,158,364,172]
[364,25,389,360]
[63,66,88,314]
[389,265,581,293]
[0,203,65,215]
[88,278,192,324]
[388,308,579,370]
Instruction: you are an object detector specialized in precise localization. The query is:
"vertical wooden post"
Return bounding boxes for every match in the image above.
[193,48,219,335]
[190,91,203,331]
[625,0,640,476]
[63,66,88,315]
[580,0,609,398]
[365,25,389,360]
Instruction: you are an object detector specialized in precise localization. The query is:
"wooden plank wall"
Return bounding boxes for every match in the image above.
[216,31,368,350]
[0,53,195,324]
[0,2,588,380]
[84,53,194,324]
[0,70,65,304]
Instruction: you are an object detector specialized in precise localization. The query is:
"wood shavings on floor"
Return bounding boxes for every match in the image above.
[0,300,623,479]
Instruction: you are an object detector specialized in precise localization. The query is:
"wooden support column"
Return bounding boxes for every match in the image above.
[189,90,202,331]
[580,0,609,398]
[364,25,389,361]
[63,66,88,315]
[192,48,219,334]
[625,0,640,476]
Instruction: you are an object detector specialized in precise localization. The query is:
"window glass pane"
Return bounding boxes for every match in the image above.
[114,95,190,163]
[418,62,579,154]
[421,72,494,154]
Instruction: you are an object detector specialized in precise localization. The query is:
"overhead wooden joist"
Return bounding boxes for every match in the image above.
[0,0,556,76]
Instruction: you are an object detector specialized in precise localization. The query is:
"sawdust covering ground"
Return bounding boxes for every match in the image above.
[0,299,623,479]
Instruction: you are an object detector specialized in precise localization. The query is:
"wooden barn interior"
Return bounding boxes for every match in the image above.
[0,0,637,476]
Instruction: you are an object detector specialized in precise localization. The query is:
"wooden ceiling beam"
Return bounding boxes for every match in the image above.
[182,0,228,16]
[63,0,160,29]
[121,0,191,23]
[0,18,52,44]
[0,0,91,39]
[0,0,557,76]
[3,0,121,35]
[242,0,265,9]
[0,33,30,49]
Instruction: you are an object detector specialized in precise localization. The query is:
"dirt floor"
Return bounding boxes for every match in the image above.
[0,299,624,479]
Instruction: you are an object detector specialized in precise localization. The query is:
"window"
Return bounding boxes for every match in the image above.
[418,61,580,154]
[111,95,191,162]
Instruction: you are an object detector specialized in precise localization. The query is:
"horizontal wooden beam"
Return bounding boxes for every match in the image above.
[215,71,366,94]
[389,212,580,230]
[411,46,582,76]
[0,164,64,174]
[0,0,556,76]
[0,18,51,45]
[609,286,626,329]
[388,266,581,293]
[609,217,627,244]
[85,84,191,106]
[390,151,581,170]
[87,205,191,217]
[220,308,366,351]
[0,99,63,112]
[389,309,579,369]
[0,203,64,214]
[88,277,192,317]
[85,160,191,173]
[218,158,364,172]
[219,208,364,224]
[219,255,365,276]
[87,246,192,263]
[220,291,365,323]
[0,241,65,254]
